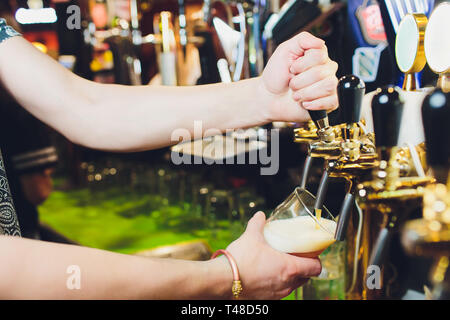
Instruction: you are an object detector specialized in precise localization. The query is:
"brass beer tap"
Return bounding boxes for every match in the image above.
[402,88,450,300]
[294,109,341,190]
[354,86,434,299]
[311,75,377,232]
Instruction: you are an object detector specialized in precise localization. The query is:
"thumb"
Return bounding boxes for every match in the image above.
[284,32,325,59]
[245,211,266,236]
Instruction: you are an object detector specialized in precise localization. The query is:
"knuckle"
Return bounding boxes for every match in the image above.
[297,89,308,100]
[279,263,295,284]
[298,31,310,40]
[326,77,338,94]
[320,50,328,63]
[331,60,339,72]
[317,67,328,81]
[286,262,301,280]
[289,78,298,90]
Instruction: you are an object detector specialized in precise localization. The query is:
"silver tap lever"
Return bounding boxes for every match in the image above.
[334,192,355,241]
[313,169,329,214]
[300,155,313,190]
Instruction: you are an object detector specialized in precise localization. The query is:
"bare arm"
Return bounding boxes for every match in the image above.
[0,213,320,299]
[0,33,337,152]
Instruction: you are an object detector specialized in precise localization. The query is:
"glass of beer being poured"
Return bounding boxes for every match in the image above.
[264,187,337,258]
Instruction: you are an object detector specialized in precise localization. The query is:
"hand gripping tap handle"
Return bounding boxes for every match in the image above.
[422,88,450,183]
[334,75,365,241]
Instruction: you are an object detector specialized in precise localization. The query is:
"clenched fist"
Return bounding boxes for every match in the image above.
[260,32,339,123]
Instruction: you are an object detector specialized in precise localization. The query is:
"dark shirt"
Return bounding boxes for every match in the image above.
[0,150,20,236]
[0,18,57,238]
[0,92,58,238]
[0,18,21,236]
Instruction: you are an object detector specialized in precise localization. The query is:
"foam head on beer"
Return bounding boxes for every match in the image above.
[263,216,337,257]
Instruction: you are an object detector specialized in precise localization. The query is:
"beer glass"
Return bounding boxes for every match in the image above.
[264,187,337,258]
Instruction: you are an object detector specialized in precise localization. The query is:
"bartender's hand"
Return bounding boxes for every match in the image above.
[225,212,321,299]
[261,32,339,122]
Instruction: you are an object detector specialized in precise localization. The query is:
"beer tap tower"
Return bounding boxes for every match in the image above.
[355,86,434,299]
[402,88,450,300]
[311,75,378,242]
[300,75,379,299]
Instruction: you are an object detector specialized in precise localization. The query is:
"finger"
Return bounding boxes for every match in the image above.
[289,63,337,91]
[290,256,322,278]
[281,32,325,59]
[245,211,266,235]
[289,48,329,74]
[292,76,338,102]
[302,95,339,112]
[290,32,325,53]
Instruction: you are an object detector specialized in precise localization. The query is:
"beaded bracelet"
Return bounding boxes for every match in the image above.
[211,249,243,299]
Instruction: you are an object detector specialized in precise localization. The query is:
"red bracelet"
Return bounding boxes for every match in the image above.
[211,249,243,299]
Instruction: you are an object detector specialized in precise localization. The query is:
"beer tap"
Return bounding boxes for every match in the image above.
[331,75,378,241]
[355,86,434,298]
[311,75,376,224]
[402,88,450,300]
[295,109,341,190]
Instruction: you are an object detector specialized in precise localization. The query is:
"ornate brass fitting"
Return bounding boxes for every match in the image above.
[293,121,319,144]
[316,118,336,143]
[402,183,450,299]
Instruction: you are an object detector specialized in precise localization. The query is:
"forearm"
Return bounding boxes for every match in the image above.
[0,37,272,152]
[0,236,232,299]
[75,77,272,151]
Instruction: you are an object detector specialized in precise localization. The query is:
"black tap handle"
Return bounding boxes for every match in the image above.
[371,86,404,148]
[308,110,328,129]
[328,108,342,127]
[337,75,366,124]
[422,88,450,170]
[334,192,354,241]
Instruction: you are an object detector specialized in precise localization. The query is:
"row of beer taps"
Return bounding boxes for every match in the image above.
[292,1,449,299]
[295,73,448,299]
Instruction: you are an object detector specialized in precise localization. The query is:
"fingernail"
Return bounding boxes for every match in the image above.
[302,101,312,108]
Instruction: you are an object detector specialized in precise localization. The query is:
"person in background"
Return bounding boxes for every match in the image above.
[0,90,73,242]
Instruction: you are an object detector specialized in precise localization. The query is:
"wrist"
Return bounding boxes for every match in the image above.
[203,256,234,299]
[254,76,278,124]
